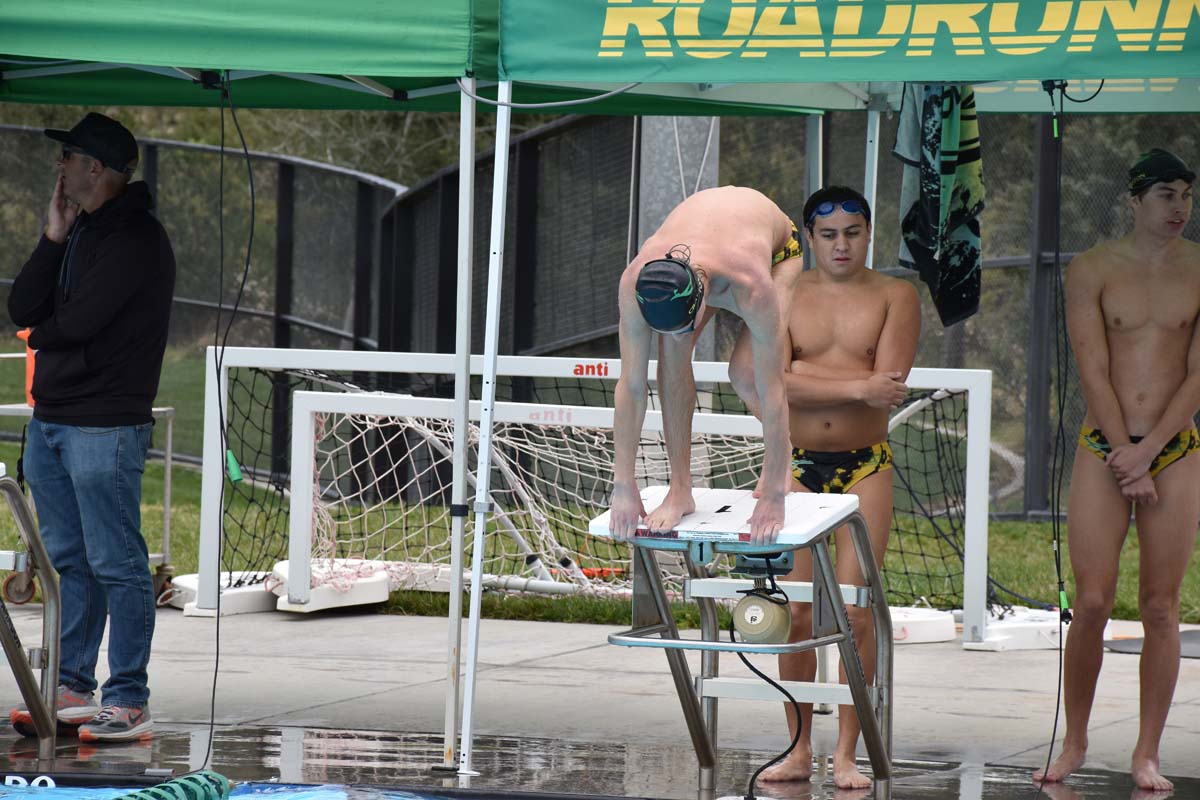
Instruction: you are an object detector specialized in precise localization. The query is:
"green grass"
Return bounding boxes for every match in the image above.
[0,346,210,458]
[380,590,734,630]
[986,520,1200,624]
[0,436,1193,624]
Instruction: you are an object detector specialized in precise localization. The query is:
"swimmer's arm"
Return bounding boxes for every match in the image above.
[747,299,791,500]
[783,337,875,407]
[1066,254,1132,444]
[784,368,875,408]
[1141,309,1200,453]
[611,275,652,538]
[872,280,922,380]
[613,277,651,490]
[787,361,876,381]
[783,283,918,409]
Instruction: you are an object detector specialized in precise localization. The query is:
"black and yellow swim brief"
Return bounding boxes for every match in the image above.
[1078,426,1200,478]
[791,442,893,494]
[771,221,802,267]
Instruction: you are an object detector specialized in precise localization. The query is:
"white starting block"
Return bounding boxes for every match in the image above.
[590,486,893,796]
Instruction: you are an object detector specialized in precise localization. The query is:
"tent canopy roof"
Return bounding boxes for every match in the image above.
[3,0,492,81]
[0,0,808,116]
[3,1,1197,114]
[498,0,1200,113]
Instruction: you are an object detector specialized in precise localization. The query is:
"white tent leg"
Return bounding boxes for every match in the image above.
[805,115,823,200]
[804,114,823,274]
[458,79,514,777]
[437,78,476,771]
[864,108,881,269]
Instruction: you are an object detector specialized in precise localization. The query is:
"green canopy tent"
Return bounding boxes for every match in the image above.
[0,0,829,775]
[440,0,1200,780]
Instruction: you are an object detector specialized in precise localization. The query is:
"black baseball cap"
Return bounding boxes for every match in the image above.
[1128,148,1195,195]
[45,112,138,174]
[635,255,704,333]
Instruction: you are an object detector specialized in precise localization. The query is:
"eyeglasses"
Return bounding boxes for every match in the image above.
[60,145,91,162]
[805,199,866,225]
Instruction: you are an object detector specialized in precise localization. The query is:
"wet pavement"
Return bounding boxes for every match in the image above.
[1,725,1196,800]
[0,605,1197,799]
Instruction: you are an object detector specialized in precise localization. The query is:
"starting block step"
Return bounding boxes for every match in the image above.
[685,577,869,608]
[698,676,876,707]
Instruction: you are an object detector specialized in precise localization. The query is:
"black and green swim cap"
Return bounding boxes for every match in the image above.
[1129,148,1195,195]
[635,255,704,333]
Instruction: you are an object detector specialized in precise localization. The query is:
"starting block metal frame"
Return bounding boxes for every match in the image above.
[590,487,893,793]
[0,467,60,765]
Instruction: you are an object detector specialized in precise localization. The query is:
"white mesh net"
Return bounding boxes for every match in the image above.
[303,406,764,596]
[220,360,990,610]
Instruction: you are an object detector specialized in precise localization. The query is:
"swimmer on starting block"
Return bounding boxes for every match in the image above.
[759,186,920,790]
[1037,148,1199,793]
[611,186,805,545]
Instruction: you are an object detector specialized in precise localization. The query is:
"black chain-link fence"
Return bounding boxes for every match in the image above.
[2,112,1197,516]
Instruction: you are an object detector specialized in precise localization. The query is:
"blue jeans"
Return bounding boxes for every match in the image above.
[24,418,155,709]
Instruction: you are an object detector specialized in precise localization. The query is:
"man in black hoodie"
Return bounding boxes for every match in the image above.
[7,113,175,743]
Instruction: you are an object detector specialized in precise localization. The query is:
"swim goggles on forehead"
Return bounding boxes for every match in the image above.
[805,199,867,226]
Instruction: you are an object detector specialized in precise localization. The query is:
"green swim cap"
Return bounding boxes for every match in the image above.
[635,252,704,333]
[1129,148,1195,195]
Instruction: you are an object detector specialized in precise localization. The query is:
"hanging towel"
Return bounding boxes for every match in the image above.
[894,84,985,327]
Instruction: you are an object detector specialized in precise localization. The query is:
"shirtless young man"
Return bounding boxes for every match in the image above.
[610,186,805,544]
[1034,149,1199,793]
[757,186,921,790]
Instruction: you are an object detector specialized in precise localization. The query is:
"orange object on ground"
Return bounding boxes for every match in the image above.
[15,329,34,407]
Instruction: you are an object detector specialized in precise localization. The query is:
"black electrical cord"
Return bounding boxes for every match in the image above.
[733,557,803,800]
[1063,79,1106,105]
[1031,78,1071,800]
[196,69,257,774]
[1032,76,1103,798]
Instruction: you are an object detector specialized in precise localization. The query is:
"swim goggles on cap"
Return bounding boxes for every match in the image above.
[635,245,704,334]
[805,199,866,226]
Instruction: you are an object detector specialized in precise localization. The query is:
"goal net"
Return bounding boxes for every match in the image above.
[203,349,993,617]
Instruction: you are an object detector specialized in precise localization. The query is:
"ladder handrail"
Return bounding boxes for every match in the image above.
[0,475,61,762]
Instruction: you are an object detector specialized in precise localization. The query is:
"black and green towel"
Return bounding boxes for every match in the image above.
[894,83,985,327]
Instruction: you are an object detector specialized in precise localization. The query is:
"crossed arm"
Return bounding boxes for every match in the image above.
[784,281,921,410]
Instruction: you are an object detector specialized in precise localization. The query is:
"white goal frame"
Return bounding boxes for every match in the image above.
[201,347,991,637]
[284,390,766,605]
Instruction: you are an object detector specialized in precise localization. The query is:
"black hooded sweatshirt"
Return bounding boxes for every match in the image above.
[8,181,175,426]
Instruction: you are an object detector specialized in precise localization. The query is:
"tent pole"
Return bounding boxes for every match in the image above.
[803,115,823,272]
[438,77,476,772]
[458,79,514,777]
[863,108,881,269]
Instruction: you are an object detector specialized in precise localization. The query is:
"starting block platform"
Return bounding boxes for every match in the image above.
[590,486,893,796]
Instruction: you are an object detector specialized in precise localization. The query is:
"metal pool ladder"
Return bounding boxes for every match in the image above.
[0,463,61,763]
